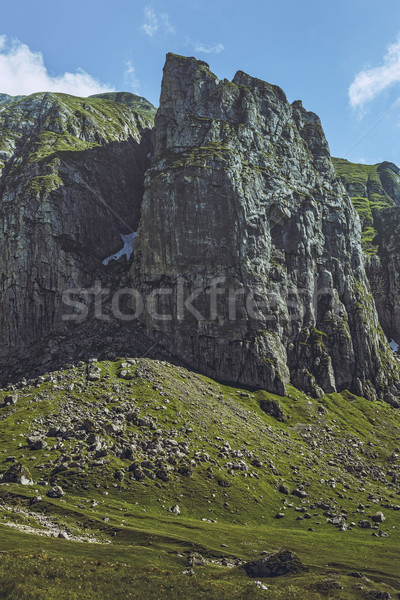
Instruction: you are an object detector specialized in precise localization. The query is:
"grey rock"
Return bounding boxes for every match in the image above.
[170,504,181,515]
[134,53,399,400]
[27,436,47,450]
[1,462,33,485]
[47,485,64,498]
[242,549,308,578]
[358,520,371,529]
[0,91,154,373]
[371,511,385,523]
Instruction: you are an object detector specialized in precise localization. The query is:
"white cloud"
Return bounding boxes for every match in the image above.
[161,13,175,35]
[141,6,175,38]
[124,60,140,94]
[0,36,114,97]
[142,7,158,37]
[194,42,225,55]
[349,35,400,108]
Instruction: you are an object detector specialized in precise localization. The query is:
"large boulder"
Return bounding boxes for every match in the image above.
[242,549,308,578]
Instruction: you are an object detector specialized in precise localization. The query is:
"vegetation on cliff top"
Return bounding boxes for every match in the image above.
[332,157,400,255]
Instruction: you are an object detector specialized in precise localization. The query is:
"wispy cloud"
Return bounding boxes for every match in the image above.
[141,6,175,38]
[0,35,114,97]
[124,60,140,94]
[194,42,225,55]
[349,35,400,108]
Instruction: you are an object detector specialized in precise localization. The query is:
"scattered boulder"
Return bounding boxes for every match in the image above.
[292,488,309,498]
[358,520,371,529]
[1,462,33,485]
[278,484,290,495]
[3,394,17,406]
[371,511,385,523]
[186,553,207,567]
[47,485,64,498]
[259,399,286,422]
[242,549,308,578]
[27,436,47,450]
[367,591,392,599]
[170,504,181,515]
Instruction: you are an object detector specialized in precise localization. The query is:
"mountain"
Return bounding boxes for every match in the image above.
[2,56,400,599]
[0,91,155,367]
[134,53,399,402]
[332,158,400,255]
[333,158,400,345]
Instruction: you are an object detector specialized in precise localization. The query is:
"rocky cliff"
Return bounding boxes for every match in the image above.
[134,53,399,401]
[333,158,400,255]
[0,91,155,360]
[333,158,400,344]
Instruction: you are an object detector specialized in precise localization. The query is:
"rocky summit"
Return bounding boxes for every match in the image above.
[134,53,399,401]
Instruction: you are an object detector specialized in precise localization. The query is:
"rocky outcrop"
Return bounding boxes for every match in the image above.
[366,208,400,343]
[0,91,155,359]
[134,53,399,400]
[333,158,400,254]
[333,158,400,345]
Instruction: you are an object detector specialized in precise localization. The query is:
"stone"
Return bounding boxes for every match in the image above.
[358,520,372,529]
[259,399,286,422]
[170,504,181,515]
[371,511,385,523]
[367,591,392,600]
[1,462,33,485]
[292,488,308,498]
[47,485,64,498]
[27,436,47,450]
[242,549,308,578]
[3,394,17,406]
[0,91,155,380]
[133,53,400,401]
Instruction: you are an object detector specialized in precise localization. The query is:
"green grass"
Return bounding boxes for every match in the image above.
[1,358,400,597]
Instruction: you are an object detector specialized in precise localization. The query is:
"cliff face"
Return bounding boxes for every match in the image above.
[332,158,400,255]
[333,158,400,343]
[366,209,400,344]
[134,53,399,401]
[0,91,155,359]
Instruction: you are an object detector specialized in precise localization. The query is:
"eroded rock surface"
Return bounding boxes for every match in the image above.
[0,91,155,360]
[134,53,399,399]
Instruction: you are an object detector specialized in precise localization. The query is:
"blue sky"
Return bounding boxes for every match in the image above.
[1,0,400,165]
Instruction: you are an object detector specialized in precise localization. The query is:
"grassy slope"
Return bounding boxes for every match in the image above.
[1,358,400,598]
[332,157,400,255]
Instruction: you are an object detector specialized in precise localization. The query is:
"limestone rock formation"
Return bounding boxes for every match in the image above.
[367,208,400,343]
[333,158,400,255]
[134,53,399,400]
[334,158,400,345]
[0,91,155,359]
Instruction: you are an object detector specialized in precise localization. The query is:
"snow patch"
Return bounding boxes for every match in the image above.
[390,338,399,352]
[103,232,137,265]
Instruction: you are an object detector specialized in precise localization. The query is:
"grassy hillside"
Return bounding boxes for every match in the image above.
[332,157,400,255]
[1,357,400,598]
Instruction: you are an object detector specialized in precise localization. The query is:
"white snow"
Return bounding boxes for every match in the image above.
[390,338,399,352]
[102,232,137,265]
